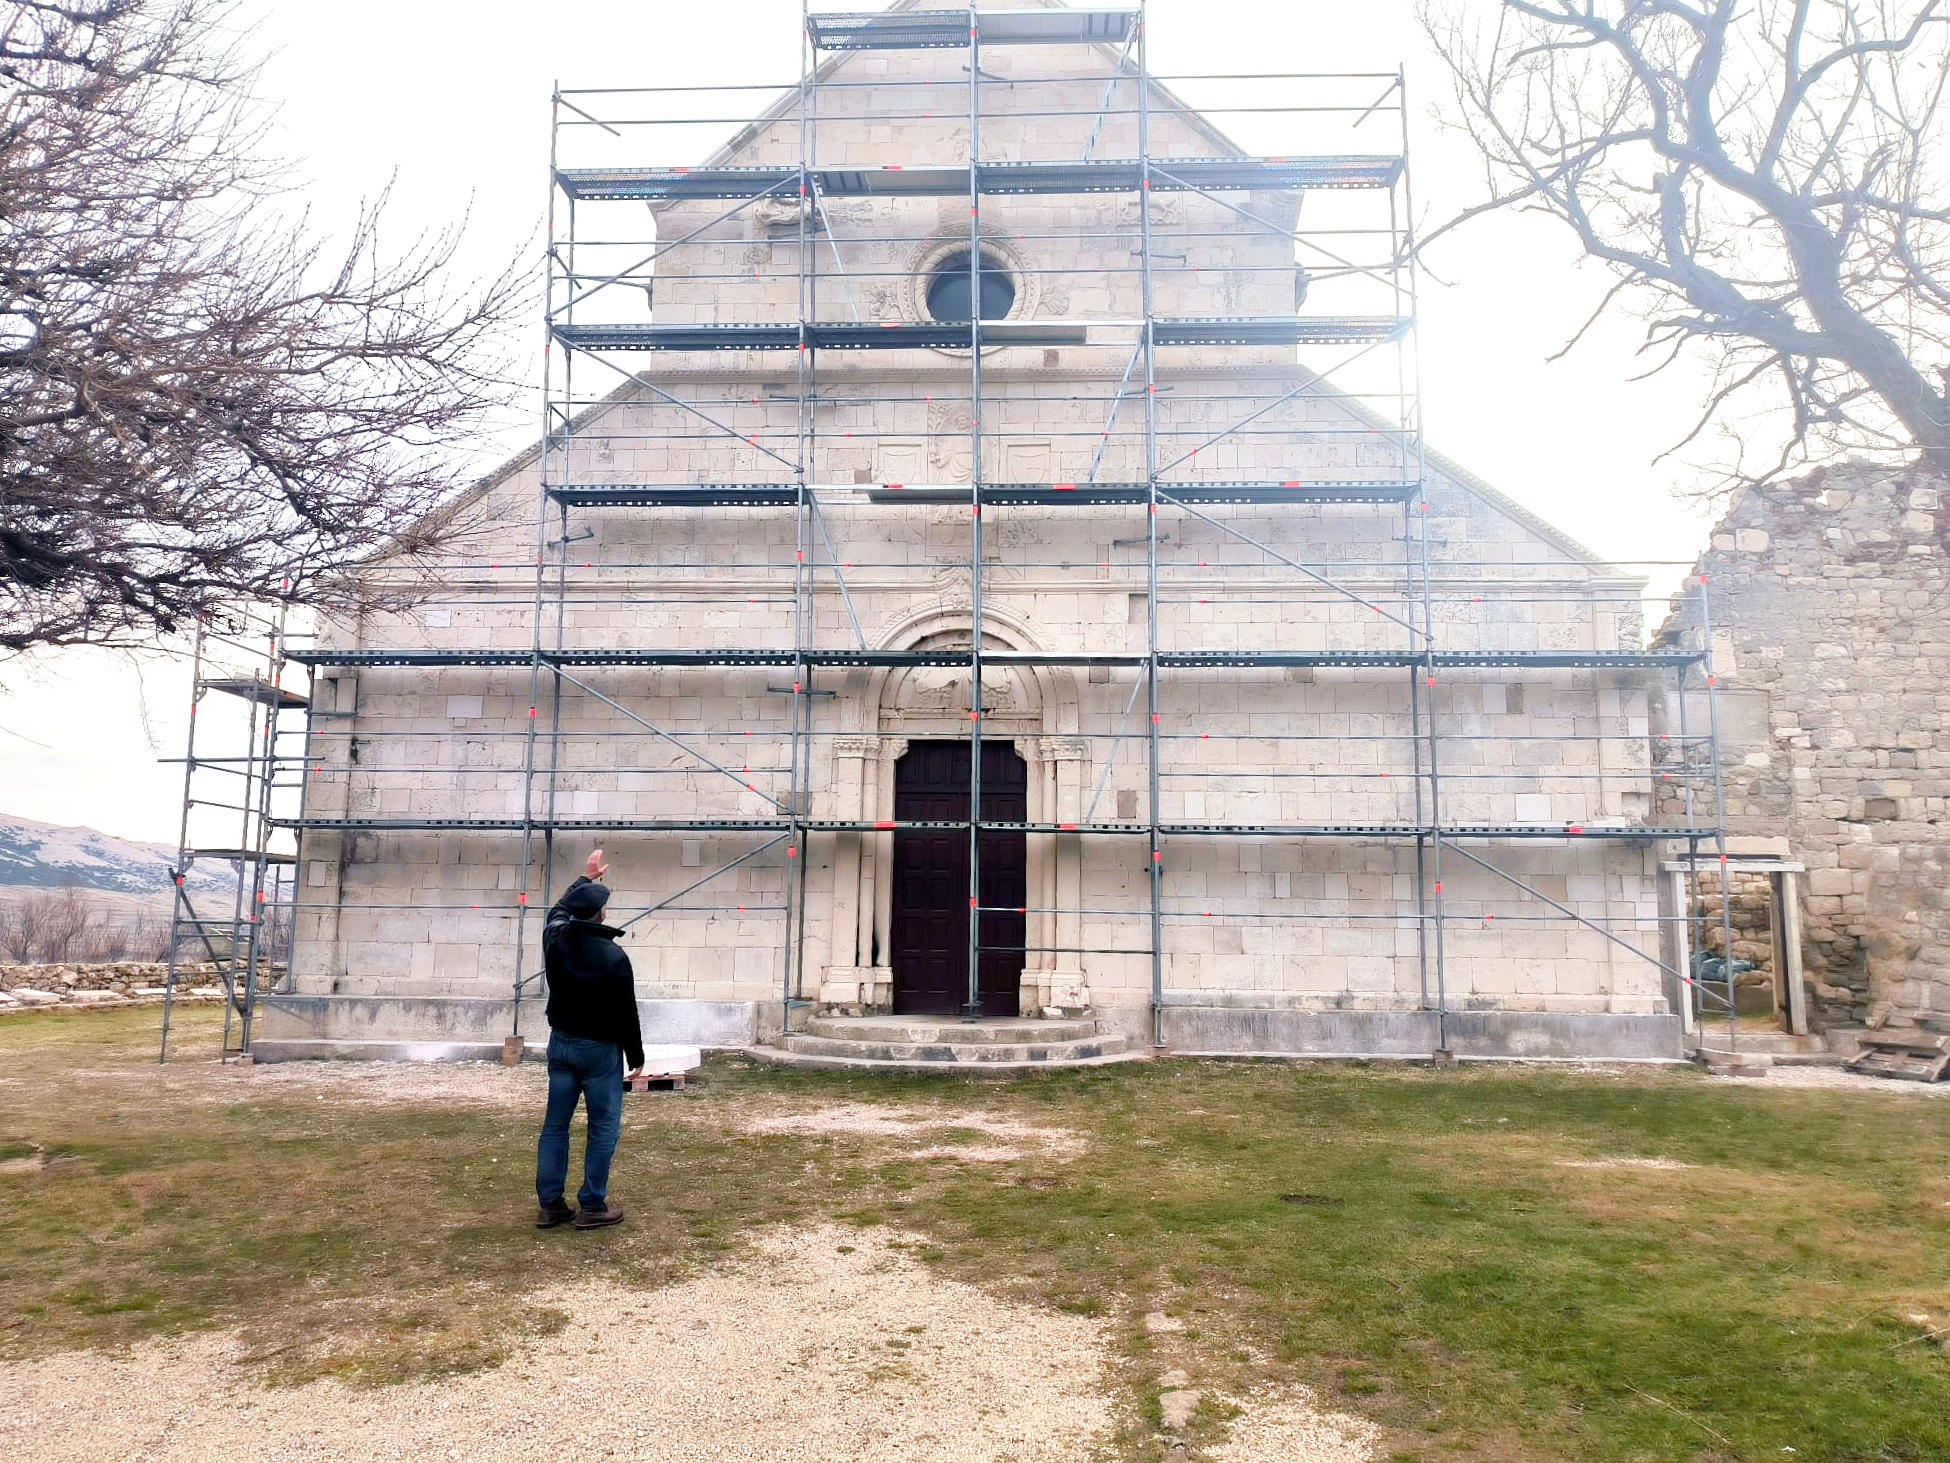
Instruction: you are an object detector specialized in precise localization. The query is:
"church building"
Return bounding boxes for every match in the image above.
[261,1,1704,1065]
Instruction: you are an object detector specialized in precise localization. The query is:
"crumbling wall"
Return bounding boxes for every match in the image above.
[1689,869,1779,1014]
[1656,464,1950,1030]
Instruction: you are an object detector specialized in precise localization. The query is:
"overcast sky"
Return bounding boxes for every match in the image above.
[0,0,1720,844]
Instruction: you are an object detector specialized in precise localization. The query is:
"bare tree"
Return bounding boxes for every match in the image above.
[0,0,525,653]
[1420,0,1950,490]
[0,884,172,962]
[0,888,50,959]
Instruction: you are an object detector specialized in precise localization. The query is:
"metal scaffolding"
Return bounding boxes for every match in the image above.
[233,2,1744,1060]
[158,604,306,1061]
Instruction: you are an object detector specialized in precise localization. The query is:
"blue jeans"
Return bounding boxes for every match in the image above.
[535,1032,624,1209]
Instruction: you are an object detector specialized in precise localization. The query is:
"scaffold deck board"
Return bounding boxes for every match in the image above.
[555,156,1402,202]
[285,648,1701,672]
[548,316,1409,353]
[806,8,1139,50]
[544,480,1424,507]
[272,814,1717,842]
[201,676,309,709]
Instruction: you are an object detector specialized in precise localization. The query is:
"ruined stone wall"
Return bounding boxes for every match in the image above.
[1656,464,1950,1029]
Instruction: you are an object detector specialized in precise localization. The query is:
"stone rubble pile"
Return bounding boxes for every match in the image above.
[0,961,242,1009]
[1693,869,1782,1013]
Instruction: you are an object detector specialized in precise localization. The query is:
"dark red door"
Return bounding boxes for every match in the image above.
[890,740,1026,1017]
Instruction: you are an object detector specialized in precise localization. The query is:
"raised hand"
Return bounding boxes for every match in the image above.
[584,848,610,881]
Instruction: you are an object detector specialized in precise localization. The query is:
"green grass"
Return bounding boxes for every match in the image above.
[3,1005,1948,1461]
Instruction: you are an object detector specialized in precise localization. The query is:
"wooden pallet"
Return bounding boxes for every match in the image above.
[626,1072,686,1092]
[1846,1032,1950,1083]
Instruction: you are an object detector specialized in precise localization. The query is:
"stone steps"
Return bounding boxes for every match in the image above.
[754,1014,1147,1071]
[1692,1030,1844,1066]
[749,1043,1149,1073]
[782,1032,1129,1064]
[802,1016,1101,1046]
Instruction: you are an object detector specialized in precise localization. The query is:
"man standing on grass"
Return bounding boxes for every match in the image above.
[535,849,643,1231]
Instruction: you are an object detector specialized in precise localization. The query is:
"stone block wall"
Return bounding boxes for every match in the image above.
[290,418,1672,1025]
[1655,464,1950,1029]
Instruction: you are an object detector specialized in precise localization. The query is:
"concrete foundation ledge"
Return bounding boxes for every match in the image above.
[1153,1006,1685,1061]
[253,995,761,1054]
[643,999,761,1048]
[253,1038,511,1064]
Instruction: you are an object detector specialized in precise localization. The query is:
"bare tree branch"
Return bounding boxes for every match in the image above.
[0,0,529,653]
[1420,0,1950,495]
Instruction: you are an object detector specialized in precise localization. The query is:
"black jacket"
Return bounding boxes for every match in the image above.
[542,877,644,1070]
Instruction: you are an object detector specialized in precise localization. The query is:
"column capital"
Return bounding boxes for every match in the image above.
[836,734,908,761]
[1032,735,1089,764]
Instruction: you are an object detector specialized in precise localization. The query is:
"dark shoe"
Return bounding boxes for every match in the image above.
[536,1199,576,1229]
[573,1201,624,1230]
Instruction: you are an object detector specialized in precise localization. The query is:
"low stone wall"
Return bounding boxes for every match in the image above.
[0,961,244,1010]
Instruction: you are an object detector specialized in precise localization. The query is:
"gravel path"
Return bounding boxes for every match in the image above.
[1713,1065,1950,1096]
[0,1225,1376,1463]
[1208,1391,1380,1463]
[0,1227,1109,1462]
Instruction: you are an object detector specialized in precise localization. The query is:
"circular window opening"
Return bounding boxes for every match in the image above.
[925,249,1016,323]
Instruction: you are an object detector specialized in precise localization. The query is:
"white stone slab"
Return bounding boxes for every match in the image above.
[638,1044,702,1075]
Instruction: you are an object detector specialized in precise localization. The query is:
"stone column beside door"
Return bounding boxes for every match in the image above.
[1030,736,1091,1016]
[818,735,902,1013]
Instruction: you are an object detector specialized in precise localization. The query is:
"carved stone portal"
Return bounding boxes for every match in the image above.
[817,627,1090,1018]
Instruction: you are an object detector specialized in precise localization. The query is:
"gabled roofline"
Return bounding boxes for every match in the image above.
[450,365,1621,581]
[455,4,1613,581]
[688,0,1253,181]
[419,372,651,521]
[1291,366,1609,568]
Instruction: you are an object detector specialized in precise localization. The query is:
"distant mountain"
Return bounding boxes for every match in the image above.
[0,815,232,897]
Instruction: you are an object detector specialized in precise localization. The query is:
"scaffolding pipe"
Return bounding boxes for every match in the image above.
[1139,1,1166,1048]
[965,13,988,1020]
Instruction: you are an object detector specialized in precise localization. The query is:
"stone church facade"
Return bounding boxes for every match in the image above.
[261,2,1688,1061]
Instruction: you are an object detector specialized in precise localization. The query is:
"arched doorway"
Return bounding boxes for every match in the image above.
[890,740,1027,1016]
[816,605,1093,1019]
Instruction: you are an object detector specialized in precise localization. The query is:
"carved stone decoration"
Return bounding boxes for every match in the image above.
[928,399,975,479]
[900,666,1019,716]
[1041,974,1093,1018]
[752,197,813,231]
[1033,736,1089,764]
[1214,269,1250,313]
[1118,194,1185,227]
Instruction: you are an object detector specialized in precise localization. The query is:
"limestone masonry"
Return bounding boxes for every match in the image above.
[259,1,1689,1061]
